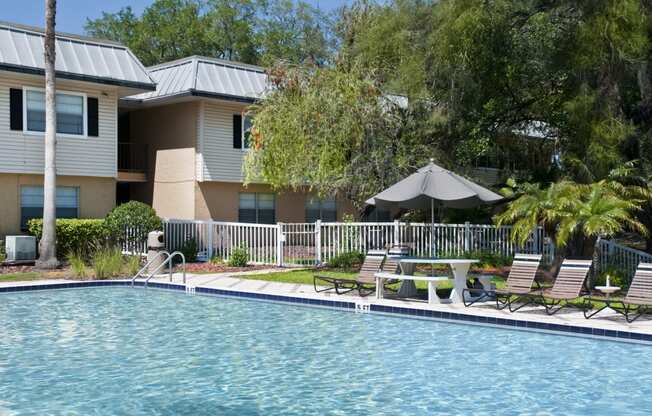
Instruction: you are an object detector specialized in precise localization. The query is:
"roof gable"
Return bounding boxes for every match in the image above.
[0,22,155,92]
[126,56,268,104]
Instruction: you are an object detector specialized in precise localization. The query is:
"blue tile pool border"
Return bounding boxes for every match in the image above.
[1,280,651,345]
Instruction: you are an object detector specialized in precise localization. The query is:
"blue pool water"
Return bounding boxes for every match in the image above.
[1,288,652,415]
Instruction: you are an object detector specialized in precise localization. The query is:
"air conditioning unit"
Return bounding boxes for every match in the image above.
[5,236,36,261]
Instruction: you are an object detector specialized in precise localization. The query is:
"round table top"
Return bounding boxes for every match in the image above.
[398,258,479,265]
[595,286,621,294]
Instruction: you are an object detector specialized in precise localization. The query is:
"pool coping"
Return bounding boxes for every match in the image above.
[2,279,652,345]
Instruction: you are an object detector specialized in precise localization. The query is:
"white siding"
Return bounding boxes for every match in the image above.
[0,74,118,178]
[200,100,248,182]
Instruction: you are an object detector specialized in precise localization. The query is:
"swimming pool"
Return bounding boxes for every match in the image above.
[1,287,651,415]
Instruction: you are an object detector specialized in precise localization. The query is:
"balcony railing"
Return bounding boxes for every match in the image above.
[118,142,148,173]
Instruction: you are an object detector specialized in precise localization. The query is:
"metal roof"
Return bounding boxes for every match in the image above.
[0,21,155,91]
[126,56,269,104]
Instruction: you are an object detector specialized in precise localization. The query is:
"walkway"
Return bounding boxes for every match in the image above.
[147,270,652,341]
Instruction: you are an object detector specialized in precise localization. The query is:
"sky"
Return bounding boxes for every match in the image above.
[1,0,351,35]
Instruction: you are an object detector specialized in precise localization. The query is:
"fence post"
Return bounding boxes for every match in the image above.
[464,221,470,252]
[276,223,284,267]
[207,220,214,261]
[393,220,400,246]
[315,220,322,265]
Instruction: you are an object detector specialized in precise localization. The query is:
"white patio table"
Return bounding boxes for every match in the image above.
[375,258,479,304]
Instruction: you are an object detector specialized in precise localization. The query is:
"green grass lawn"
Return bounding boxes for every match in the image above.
[238,268,507,291]
[0,272,43,282]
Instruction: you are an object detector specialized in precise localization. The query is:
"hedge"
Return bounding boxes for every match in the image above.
[27,218,108,257]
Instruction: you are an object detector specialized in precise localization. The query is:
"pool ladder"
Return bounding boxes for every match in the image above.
[131,250,186,287]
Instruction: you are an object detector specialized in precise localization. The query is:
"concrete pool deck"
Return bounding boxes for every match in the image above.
[3,271,652,344]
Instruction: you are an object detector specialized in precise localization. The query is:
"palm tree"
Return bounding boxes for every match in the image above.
[495,179,647,275]
[36,0,59,269]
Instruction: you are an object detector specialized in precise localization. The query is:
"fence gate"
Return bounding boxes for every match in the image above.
[280,223,318,266]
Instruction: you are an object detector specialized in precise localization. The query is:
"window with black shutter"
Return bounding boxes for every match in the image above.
[233,114,242,149]
[9,88,23,131]
[87,97,99,136]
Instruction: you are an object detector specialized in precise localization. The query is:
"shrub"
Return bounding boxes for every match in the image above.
[228,246,249,267]
[28,218,107,257]
[92,247,124,280]
[210,255,224,264]
[67,250,88,279]
[0,239,5,263]
[104,201,162,249]
[179,238,198,263]
[593,265,628,289]
[328,251,364,270]
[123,255,142,276]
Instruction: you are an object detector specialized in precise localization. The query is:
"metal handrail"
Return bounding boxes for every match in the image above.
[143,251,187,287]
[131,250,170,286]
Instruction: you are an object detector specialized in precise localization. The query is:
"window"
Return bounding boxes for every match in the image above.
[20,186,79,229]
[25,88,85,136]
[363,207,391,222]
[242,115,253,149]
[305,197,337,223]
[239,193,275,224]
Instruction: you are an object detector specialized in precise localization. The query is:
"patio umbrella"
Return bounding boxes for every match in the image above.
[365,159,503,255]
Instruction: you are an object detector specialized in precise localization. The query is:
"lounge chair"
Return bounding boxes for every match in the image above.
[356,255,402,297]
[462,253,542,311]
[584,262,652,322]
[313,251,385,295]
[537,259,592,315]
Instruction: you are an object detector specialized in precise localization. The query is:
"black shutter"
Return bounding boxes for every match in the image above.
[9,88,23,131]
[233,114,242,149]
[87,97,99,137]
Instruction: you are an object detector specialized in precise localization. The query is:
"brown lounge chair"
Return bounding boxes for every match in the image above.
[314,251,400,296]
[463,253,542,311]
[584,262,652,322]
[357,255,402,297]
[537,259,592,315]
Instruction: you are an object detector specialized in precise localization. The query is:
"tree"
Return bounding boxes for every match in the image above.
[495,179,647,272]
[86,0,215,67]
[243,63,441,208]
[205,0,259,63]
[85,0,335,67]
[36,0,59,269]
[256,0,334,66]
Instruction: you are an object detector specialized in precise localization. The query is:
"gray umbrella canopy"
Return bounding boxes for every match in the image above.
[366,160,503,210]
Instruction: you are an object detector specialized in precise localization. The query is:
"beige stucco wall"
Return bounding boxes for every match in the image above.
[195,181,357,222]
[0,173,115,238]
[128,102,199,219]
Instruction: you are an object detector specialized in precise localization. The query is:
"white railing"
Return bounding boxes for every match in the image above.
[136,219,554,266]
[162,219,280,265]
[121,226,147,256]
[596,239,652,282]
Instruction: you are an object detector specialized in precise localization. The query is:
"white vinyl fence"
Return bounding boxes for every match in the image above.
[596,239,652,283]
[125,219,554,267]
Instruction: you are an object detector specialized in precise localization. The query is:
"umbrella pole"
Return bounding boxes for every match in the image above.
[431,199,435,258]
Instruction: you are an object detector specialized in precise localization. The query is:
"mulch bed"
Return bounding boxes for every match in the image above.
[180,262,283,274]
[0,264,37,274]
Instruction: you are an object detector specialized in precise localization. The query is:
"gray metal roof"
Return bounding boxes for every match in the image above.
[0,21,155,91]
[126,56,269,103]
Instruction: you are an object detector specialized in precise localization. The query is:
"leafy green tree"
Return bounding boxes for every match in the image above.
[205,0,259,63]
[243,63,440,208]
[256,0,334,66]
[86,0,334,67]
[496,179,647,270]
[86,0,214,67]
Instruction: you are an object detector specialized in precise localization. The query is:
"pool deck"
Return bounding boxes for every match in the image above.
[3,271,652,344]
